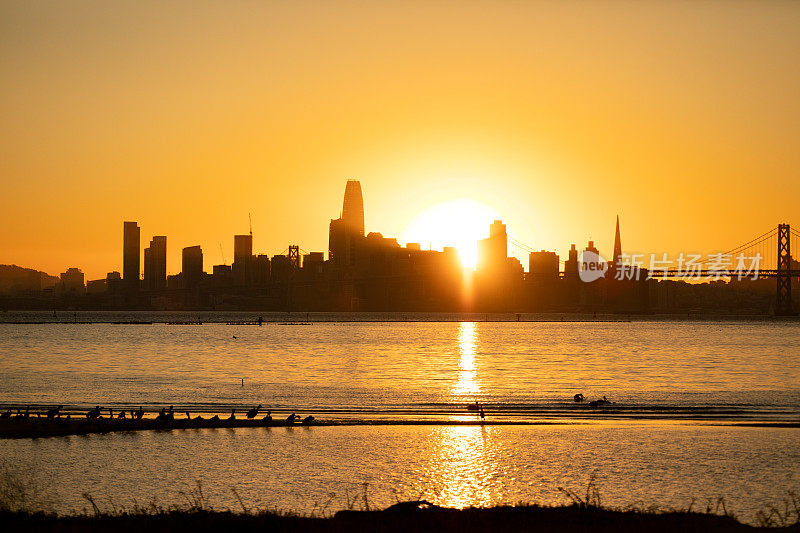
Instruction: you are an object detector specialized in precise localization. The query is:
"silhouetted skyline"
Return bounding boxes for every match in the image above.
[2,2,799,280]
[2,180,797,314]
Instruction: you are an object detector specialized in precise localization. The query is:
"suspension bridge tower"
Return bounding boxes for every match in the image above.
[775,224,796,316]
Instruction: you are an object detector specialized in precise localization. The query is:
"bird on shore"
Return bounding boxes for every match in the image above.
[46,405,63,419]
[263,410,272,424]
[209,414,220,422]
[117,410,126,419]
[134,406,144,420]
[155,406,174,423]
[574,394,585,403]
[302,415,315,425]
[227,409,236,421]
[86,406,101,419]
[246,404,262,419]
[0,409,11,419]
[285,413,299,425]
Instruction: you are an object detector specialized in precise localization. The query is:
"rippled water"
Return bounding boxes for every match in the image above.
[1,317,799,420]
[0,316,798,518]
[1,424,798,522]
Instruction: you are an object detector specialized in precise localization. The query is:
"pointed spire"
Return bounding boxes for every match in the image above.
[613,215,622,265]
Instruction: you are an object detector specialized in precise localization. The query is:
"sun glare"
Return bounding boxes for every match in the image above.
[402,199,500,269]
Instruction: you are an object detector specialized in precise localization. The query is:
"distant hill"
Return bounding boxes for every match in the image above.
[0,264,59,294]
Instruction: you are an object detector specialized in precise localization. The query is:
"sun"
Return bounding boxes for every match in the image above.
[402,198,501,269]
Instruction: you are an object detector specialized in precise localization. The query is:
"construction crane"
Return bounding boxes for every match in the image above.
[219,243,227,265]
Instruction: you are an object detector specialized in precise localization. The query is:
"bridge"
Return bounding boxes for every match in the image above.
[510,223,800,316]
[640,224,799,315]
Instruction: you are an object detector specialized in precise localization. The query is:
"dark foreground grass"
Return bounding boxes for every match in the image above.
[4,502,800,533]
[2,471,798,532]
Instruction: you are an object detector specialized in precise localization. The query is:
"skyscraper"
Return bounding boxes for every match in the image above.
[613,215,622,265]
[477,220,508,273]
[233,234,253,286]
[144,236,167,290]
[341,179,365,237]
[329,180,365,266]
[182,245,203,288]
[123,221,140,289]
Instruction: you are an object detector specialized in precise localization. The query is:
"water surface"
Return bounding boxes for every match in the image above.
[1,317,798,519]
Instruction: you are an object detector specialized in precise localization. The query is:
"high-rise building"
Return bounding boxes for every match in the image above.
[233,234,253,286]
[182,245,203,288]
[564,244,579,278]
[329,180,365,266]
[252,254,271,284]
[477,220,508,273]
[342,179,365,237]
[59,268,85,296]
[233,235,252,263]
[529,250,560,278]
[144,236,167,290]
[123,221,140,289]
[329,218,351,265]
[613,215,622,265]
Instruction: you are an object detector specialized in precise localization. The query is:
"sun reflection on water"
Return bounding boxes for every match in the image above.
[425,425,505,509]
[452,322,480,398]
[420,322,504,509]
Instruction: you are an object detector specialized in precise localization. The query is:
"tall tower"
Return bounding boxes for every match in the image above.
[341,180,365,237]
[123,221,140,289]
[329,180,365,265]
[477,220,508,273]
[144,236,167,290]
[182,245,204,288]
[613,215,622,265]
[233,234,253,286]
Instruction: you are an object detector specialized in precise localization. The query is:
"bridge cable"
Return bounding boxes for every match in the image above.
[695,226,778,264]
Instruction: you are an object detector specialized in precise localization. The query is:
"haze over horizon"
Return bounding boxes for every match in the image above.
[2,0,799,280]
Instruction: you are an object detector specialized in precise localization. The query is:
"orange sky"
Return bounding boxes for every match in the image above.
[1,0,799,280]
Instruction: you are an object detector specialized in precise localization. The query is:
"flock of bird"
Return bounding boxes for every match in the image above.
[0,404,316,426]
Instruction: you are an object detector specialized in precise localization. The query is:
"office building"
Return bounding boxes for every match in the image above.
[144,236,167,290]
[233,234,253,286]
[59,268,85,296]
[477,220,508,273]
[182,246,203,288]
[529,250,560,278]
[329,180,365,266]
[123,221,140,289]
[342,179,365,236]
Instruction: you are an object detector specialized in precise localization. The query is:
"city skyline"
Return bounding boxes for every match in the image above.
[3,178,795,315]
[2,3,799,526]
[2,1,799,280]
[4,179,635,280]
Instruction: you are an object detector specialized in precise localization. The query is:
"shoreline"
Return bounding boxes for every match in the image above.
[2,417,797,440]
[2,310,800,324]
[3,501,796,532]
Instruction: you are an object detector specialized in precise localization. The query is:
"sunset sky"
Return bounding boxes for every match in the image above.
[2,0,799,280]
